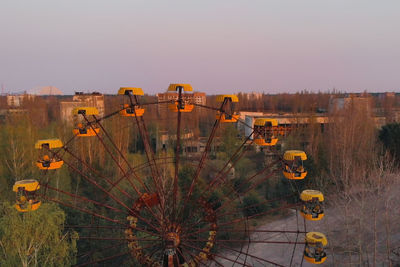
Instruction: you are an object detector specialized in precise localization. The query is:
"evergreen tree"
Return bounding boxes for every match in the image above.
[379,123,400,162]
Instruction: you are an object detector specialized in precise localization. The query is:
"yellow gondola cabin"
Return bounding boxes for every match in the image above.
[72,107,100,137]
[120,104,145,117]
[35,139,64,170]
[283,150,308,180]
[300,190,324,221]
[215,95,239,123]
[304,232,328,264]
[168,84,194,112]
[253,118,279,146]
[118,87,146,117]
[13,179,41,212]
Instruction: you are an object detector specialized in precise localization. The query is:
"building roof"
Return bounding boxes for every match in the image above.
[28,86,63,95]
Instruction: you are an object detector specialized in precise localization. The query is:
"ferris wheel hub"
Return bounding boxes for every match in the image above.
[165,232,180,248]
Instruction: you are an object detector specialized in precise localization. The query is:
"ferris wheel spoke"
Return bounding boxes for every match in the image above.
[181,244,216,267]
[175,246,189,266]
[220,203,301,227]
[128,94,166,214]
[134,116,163,188]
[90,153,165,226]
[54,132,78,156]
[206,132,254,191]
[183,238,305,245]
[192,102,265,136]
[178,246,210,267]
[71,222,164,240]
[178,99,226,217]
[180,166,275,232]
[88,100,174,128]
[180,241,253,267]
[50,178,165,243]
[129,94,162,180]
[123,224,164,238]
[227,171,285,205]
[85,106,126,125]
[49,150,137,212]
[242,218,252,267]
[192,102,272,150]
[131,241,165,264]
[140,240,163,252]
[181,202,300,240]
[214,170,281,213]
[147,242,163,262]
[180,133,255,225]
[92,114,154,195]
[109,155,172,195]
[289,229,300,266]
[54,147,136,202]
[66,225,125,230]
[177,129,252,227]
[79,237,161,242]
[216,242,286,267]
[45,193,163,235]
[82,114,131,181]
[106,161,151,196]
[220,160,280,199]
[212,229,306,235]
[77,241,125,259]
[55,153,171,237]
[171,87,185,223]
[39,185,124,213]
[43,196,127,225]
[218,193,295,218]
[201,169,281,222]
[185,147,277,230]
[179,180,245,233]
[75,250,130,267]
[211,258,226,267]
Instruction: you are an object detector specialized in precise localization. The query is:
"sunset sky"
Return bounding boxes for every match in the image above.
[0,0,399,94]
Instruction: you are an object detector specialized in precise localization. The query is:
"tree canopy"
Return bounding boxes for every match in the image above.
[0,202,77,267]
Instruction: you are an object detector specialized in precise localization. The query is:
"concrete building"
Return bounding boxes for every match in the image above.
[242,92,263,100]
[28,86,63,95]
[328,94,372,113]
[156,92,206,113]
[192,92,207,105]
[238,111,330,139]
[6,93,35,107]
[60,92,105,123]
[156,92,206,105]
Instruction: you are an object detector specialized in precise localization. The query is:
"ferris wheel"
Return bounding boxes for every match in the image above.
[13,84,328,266]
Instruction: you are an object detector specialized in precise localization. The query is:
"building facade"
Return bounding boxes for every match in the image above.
[156,92,206,105]
[60,92,105,123]
[156,91,206,112]
[6,94,35,107]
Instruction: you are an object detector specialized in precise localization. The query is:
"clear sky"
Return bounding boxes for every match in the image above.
[0,0,399,95]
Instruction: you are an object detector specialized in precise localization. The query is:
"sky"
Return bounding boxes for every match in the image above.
[0,0,399,95]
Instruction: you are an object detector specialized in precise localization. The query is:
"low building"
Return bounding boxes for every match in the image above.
[157,92,206,104]
[28,86,63,96]
[156,91,206,112]
[192,92,207,105]
[6,93,35,107]
[329,94,372,114]
[241,92,263,100]
[60,92,105,123]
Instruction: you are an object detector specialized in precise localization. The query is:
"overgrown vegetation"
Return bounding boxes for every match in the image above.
[0,202,77,267]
